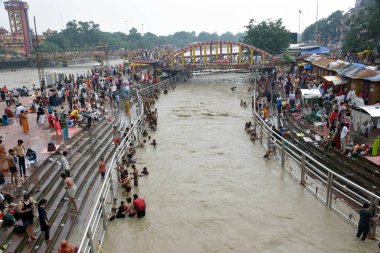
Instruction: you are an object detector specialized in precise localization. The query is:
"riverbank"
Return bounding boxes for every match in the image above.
[0,59,124,89]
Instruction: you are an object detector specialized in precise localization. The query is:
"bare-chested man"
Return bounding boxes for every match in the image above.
[121,173,132,197]
[60,173,77,210]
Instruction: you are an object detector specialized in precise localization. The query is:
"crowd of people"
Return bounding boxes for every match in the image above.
[241,70,380,248]
[0,62,170,250]
[107,88,167,221]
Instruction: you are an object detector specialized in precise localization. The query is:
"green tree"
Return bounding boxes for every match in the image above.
[172,31,196,47]
[197,32,219,42]
[302,11,343,44]
[343,0,380,53]
[220,32,234,41]
[127,27,142,50]
[242,19,291,54]
[142,32,158,48]
[40,42,60,52]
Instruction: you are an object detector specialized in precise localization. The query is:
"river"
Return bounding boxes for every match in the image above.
[102,74,377,253]
[0,59,123,89]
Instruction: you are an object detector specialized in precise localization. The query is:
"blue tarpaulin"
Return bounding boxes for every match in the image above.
[303,64,312,70]
[301,47,330,55]
[352,62,367,68]
[368,74,380,81]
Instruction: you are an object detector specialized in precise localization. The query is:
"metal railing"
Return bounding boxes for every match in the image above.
[253,109,380,239]
[77,75,187,252]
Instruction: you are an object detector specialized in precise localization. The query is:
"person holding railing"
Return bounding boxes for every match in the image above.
[356,202,379,241]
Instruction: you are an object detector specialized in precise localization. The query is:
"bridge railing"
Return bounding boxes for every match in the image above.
[77,75,187,253]
[253,107,380,239]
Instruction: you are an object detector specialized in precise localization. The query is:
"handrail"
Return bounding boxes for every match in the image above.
[252,97,380,237]
[254,112,380,200]
[77,75,186,252]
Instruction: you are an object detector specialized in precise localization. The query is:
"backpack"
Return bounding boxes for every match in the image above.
[13,225,26,233]
[2,213,15,227]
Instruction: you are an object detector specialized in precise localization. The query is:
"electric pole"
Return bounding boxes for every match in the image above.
[34,16,45,91]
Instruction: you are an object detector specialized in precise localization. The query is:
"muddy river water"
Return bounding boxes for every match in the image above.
[102,74,378,253]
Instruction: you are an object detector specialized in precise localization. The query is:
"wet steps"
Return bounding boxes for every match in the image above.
[0,118,125,252]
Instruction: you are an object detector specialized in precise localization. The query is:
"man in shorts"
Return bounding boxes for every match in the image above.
[7,149,18,185]
[133,194,146,218]
[121,173,132,197]
[60,173,77,210]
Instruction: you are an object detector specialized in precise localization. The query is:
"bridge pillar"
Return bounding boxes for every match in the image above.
[170,52,174,67]
[200,45,202,62]
[250,49,254,65]
[209,43,212,59]
[263,54,266,65]
[192,46,196,65]
[181,49,185,66]
[238,45,242,65]
[227,44,230,62]
[215,42,218,61]
[220,41,222,59]
[203,46,207,66]
[230,44,233,62]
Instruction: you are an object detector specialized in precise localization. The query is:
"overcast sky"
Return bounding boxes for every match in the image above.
[0,0,356,36]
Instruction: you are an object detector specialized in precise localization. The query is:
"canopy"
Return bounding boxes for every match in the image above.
[304,64,312,70]
[367,74,380,82]
[130,63,149,66]
[300,89,321,99]
[322,76,348,86]
[355,105,380,118]
[301,46,330,55]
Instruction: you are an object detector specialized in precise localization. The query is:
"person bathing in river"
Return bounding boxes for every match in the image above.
[137,139,146,148]
[151,139,157,147]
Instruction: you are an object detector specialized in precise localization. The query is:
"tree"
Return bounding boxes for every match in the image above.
[142,32,158,48]
[242,19,291,54]
[343,0,380,53]
[302,11,343,44]
[40,42,60,52]
[172,31,196,47]
[197,32,219,42]
[220,32,234,41]
[127,27,142,50]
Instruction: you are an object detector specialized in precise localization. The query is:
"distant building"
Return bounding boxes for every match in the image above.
[42,28,57,38]
[3,0,32,55]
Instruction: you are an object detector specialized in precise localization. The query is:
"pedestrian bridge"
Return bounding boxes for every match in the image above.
[162,41,275,71]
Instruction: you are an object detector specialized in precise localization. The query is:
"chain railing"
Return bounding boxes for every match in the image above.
[77,75,187,253]
[253,105,380,240]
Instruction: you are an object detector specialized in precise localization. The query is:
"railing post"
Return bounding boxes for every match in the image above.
[326,172,334,207]
[281,138,285,168]
[368,195,378,239]
[101,200,107,230]
[267,130,271,151]
[87,229,96,253]
[260,123,263,144]
[300,153,306,185]
[109,172,116,205]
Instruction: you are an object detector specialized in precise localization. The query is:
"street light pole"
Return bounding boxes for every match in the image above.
[33,16,45,92]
